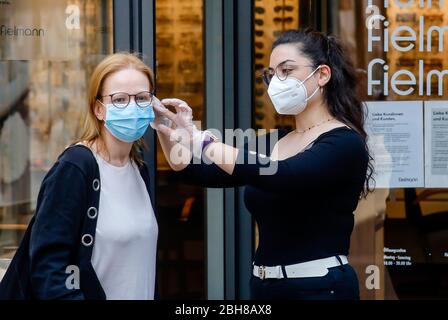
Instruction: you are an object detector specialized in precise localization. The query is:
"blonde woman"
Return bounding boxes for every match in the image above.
[0,53,159,300]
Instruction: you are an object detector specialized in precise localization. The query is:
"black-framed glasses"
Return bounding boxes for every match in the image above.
[273,17,294,24]
[98,91,154,109]
[254,7,265,14]
[255,88,265,97]
[255,30,264,37]
[273,30,284,37]
[255,63,264,71]
[274,5,294,12]
[255,42,264,49]
[255,52,264,60]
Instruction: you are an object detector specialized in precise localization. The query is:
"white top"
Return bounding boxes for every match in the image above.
[91,152,158,300]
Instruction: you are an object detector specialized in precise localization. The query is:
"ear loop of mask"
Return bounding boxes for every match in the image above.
[96,100,106,120]
[303,66,323,102]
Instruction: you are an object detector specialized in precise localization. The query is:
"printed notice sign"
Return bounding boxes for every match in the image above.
[365,101,424,188]
[424,101,448,188]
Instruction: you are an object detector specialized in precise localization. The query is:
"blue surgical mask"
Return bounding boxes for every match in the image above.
[100,101,155,143]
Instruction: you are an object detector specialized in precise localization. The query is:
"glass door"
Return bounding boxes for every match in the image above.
[252,0,320,262]
[251,0,446,300]
[322,0,448,300]
[0,0,113,279]
[155,0,206,300]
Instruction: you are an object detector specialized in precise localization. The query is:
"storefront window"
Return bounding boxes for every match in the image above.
[155,0,205,299]
[0,0,113,276]
[252,0,311,261]
[253,0,301,133]
[334,0,448,300]
[253,0,448,300]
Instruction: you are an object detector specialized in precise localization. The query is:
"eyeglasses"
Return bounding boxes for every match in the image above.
[396,13,417,24]
[98,91,154,109]
[178,60,198,73]
[157,62,173,71]
[273,30,284,37]
[156,15,172,24]
[255,52,265,60]
[255,30,264,37]
[157,34,174,47]
[262,64,314,86]
[274,5,294,12]
[178,82,203,94]
[179,14,201,24]
[255,88,265,97]
[426,59,443,69]
[273,17,294,24]
[254,7,265,14]
[157,83,174,93]
[424,13,444,24]
[255,111,265,121]
[255,63,264,71]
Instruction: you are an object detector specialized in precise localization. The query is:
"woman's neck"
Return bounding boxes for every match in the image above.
[294,98,333,132]
[95,129,132,167]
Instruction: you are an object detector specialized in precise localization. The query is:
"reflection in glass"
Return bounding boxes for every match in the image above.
[253,0,300,133]
[155,0,205,299]
[0,0,113,277]
[333,0,448,299]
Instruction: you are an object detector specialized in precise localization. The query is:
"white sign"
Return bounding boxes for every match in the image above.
[365,101,424,188]
[424,101,448,188]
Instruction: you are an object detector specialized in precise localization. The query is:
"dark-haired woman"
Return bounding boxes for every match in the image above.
[153,29,373,300]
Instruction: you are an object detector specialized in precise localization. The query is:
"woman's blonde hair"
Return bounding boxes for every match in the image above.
[78,52,155,167]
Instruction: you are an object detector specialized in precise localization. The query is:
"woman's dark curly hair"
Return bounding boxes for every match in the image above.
[273,28,375,198]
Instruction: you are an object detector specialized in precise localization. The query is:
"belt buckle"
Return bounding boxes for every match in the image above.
[258,266,266,280]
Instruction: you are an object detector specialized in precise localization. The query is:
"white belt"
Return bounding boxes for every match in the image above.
[253,256,349,280]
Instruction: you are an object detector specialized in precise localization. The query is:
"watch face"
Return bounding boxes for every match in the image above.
[205,131,218,142]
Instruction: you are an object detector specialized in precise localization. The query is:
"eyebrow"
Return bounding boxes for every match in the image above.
[272,59,296,69]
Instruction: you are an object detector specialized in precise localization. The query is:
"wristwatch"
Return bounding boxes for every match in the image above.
[201,130,219,153]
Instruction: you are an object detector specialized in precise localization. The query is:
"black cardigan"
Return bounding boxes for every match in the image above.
[0,144,157,300]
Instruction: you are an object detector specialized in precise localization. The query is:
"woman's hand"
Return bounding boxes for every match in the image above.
[153,98,239,175]
[155,99,197,144]
[154,98,205,156]
[151,96,174,131]
[152,98,201,171]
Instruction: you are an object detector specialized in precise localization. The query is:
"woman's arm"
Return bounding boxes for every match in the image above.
[153,98,245,188]
[157,99,368,193]
[154,98,239,174]
[152,98,194,172]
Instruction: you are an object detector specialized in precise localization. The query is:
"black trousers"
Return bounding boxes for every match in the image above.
[250,262,360,300]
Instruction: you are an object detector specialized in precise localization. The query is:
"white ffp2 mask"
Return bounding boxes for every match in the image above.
[267,66,322,115]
